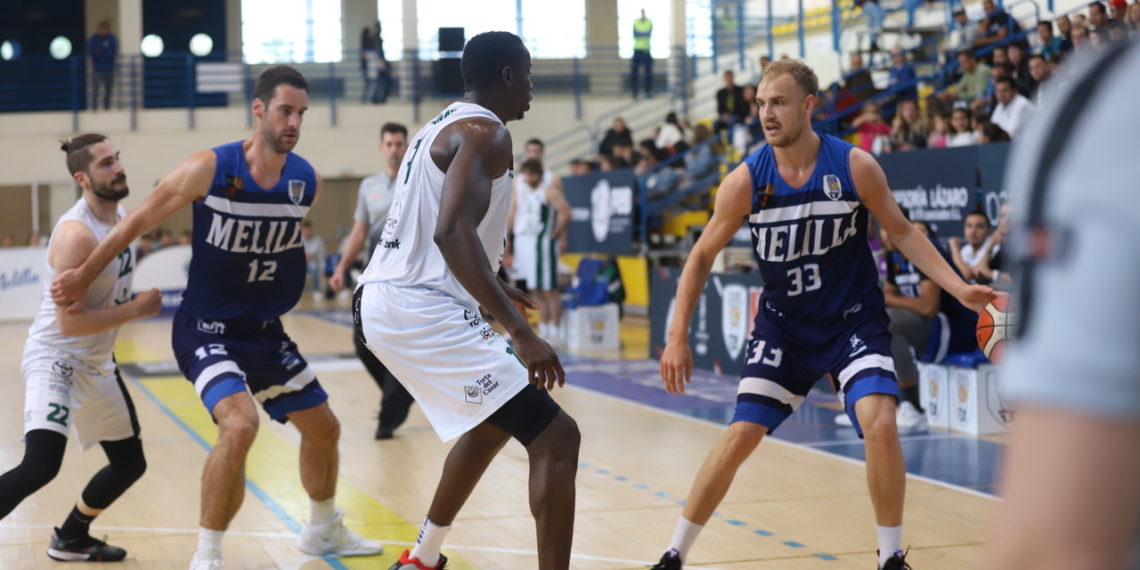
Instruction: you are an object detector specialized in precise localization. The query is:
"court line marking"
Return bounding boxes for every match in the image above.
[568,383,1001,502]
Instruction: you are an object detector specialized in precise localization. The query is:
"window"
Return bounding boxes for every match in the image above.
[242,0,343,63]
[520,0,586,58]
[687,0,714,57]
[416,0,517,60]
[377,0,403,61]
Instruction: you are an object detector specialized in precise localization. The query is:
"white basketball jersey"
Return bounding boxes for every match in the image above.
[358,102,513,309]
[27,198,134,372]
[512,171,555,237]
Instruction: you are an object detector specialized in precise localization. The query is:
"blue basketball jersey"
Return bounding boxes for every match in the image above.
[181,141,316,321]
[744,133,882,341]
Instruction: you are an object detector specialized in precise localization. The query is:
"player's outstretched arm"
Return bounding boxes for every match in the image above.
[852,149,996,312]
[435,120,564,391]
[661,163,753,395]
[51,151,215,311]
[49,221,162,336]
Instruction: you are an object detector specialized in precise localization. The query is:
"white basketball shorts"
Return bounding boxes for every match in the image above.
[512,233,558,291]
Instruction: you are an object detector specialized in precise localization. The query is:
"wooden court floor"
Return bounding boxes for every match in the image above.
[0,310,996,569]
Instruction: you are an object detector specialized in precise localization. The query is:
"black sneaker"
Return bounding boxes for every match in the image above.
[375,426,395,440]
[650,548,682,570]
[47,528,127,562]
[879,548,913,570]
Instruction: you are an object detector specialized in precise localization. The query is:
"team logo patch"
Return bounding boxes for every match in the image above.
[590,178,612,243]
[757,183,775,208]
[823,175,842,201]
[287,180,305,205]
[464,385,483,404]
[224,175,243,198]
[52,361,74,378]
[720,283,749,361]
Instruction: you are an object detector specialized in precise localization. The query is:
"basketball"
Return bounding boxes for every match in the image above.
[976,292,1016,363]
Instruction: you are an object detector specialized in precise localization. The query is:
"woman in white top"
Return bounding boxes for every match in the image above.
[945,107,979,147]
[655,112,689,150]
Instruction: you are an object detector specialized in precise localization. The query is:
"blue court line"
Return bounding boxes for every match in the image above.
[754,530,774,536]
[128,375,351,570]
[783,541,806,548]
[814,553,839,560]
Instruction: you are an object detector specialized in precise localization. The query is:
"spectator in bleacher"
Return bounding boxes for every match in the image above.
[597,155,614,172]
[569,159,592,176]
[27,233,43,247]
[888,48,918,102]
[891,99,929,151]
[1037,20,1072,60]
[1090,2,1111,36]
[844,52,878,101]
[927,112,951,148]
[685,124,723,187]
[611,141,635,168]
[951,7,981,51]
[991,45,1009,68]
[949,210,992,283]
[947,50,990,106]
[978,121,1011,144]
[301,221,325,299]
[1027,54,1052,105]
[1056,13,1074,41]
[87,20,117,110]
[159,229,174,249]
[1074,13,1089,27]
[856,0,885,54]
[1130,2,1140,34]
[973,62,1011,113]
[1071,24,1092,51]
[1,234,13,248]
[1007,44,1035,96]
[974,203,1012,289]
[655,112,689,151]
[636,139,659,172]
[599,117,634,158]
[179,230,192,245]
[853,101,893,154]
[1105,19,1129,43]
[637,148,681,199]
[733,85,765,156]
[974,0,1023,48]
[947,107,979,146]
[713,70,748,135]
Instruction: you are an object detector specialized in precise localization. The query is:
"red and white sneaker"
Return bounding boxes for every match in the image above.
[386,549,448,569]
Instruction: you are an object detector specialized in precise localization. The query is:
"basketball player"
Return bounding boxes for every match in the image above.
[328,122,416,440]
[51,67,382,569]
[652,59,995,570]
[354,32,580,570]
[507,158,571,343]
[980,42,1140,570]
[0,135,158,562]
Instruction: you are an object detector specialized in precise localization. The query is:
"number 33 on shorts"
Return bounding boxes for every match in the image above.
[747,340,783,367]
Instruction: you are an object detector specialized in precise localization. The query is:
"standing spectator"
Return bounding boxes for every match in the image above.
[655,112,688,151]
[1027,54,1052,105]
[360,22,391,103]
[946,107,979,146]
[631,9,654,98]
[300,221,325,300]
[927,112,951,148]
[888,48,918,102]
[87,20,117,110]
[948,50,990,105]
[853,101,893,154]
[857,0,885,55]
[598,117,633,157]
[991,76,1035,141]
[1037,20,1072,60]
[891,99,928,151]
[949,210,992,282]
[713,70,747,135]
[844,52,878,101]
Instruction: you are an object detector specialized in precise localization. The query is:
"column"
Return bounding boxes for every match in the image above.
[342,0,380,60]
[401,0,419,119]
[118,0,141,58]
[669,0,687,103]
[585,0,618,57]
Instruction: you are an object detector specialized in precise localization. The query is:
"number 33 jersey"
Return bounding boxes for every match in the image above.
[743,134,883,343]
[182,141,317,322]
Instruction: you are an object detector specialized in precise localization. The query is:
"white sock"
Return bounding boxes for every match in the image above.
[667,516,704,562]
[310,497,336,527]
[877,525,903,566]
[196,527,224,561]
[410,517,451,566]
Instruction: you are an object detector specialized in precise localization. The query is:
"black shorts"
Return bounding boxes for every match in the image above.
[485,383,562,446]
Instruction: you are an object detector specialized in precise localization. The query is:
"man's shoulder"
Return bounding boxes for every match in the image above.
[359,172,393,191]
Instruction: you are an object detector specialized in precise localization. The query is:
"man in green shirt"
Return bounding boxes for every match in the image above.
[952,50,991,104]
[632,9,653,98]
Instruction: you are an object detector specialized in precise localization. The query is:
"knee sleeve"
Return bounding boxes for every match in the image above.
[81,436,147,510]
[0,430,68,518]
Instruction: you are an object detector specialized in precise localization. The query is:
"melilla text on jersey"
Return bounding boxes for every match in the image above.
[750,203,861,263]
[204,212,304,254]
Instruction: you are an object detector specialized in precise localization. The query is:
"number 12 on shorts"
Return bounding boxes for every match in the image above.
[787,263,821,296]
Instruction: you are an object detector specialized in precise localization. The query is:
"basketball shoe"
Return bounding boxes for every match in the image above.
[895,401,929,435]
[650,548,682,570]
[47,529,127,562]
[879,549,913,569]
[386,550,448,569]
[188,554,224,570]
[297,508,384,556]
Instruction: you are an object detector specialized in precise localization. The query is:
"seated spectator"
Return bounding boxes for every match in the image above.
[179,229,192,245]
[638,148,681,199]
[891,99,928,151]
[598,154,616,172]
[946,107,979,147]
[1105,20,1129,43]
[1,234,14,247]
[1073,13,1088,28]
[733,85,765,156]
[26,232,43,247]
[972,62,1012,113]
[1007,44,1035,96]
[991,45,1009,68]
[569,159,592,176]
[853,101,893,154]
[927,112,951,148]
[1088,1,1115,42]
[950,7,981,51]
[975,203,1012,289]
[713,70,748,135]
[1071,23,1092,51]
[989,77,1034,139]
[611,141,635,167]
[974,0,1025,48]
[1109,0,1127,22]
[655,111,688,151]
[949,210,993,283]
[686,124,723,187]
[977,121,1011,143]
[1027,54,1051,105]
[637,139,660,167]
[844,52,878,101]
[888,48,918,102]
[947,50,990,106]
[1037,20,1072,60]
[1130,2,1140,34]
[598,117,633,158]
[159,229,174,249]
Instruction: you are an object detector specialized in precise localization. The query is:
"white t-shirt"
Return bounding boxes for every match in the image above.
[946,131,978,147]
[990,94,1036,140]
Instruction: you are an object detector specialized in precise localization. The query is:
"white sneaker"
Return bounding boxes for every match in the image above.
[896,401,930,436]
[189,554,223,570]
[297,508,384,557]
[834,412,854,427]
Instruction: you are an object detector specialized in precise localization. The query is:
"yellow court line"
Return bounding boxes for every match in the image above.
[116,339,475,570]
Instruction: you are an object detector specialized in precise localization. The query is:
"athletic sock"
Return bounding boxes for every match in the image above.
[196,527,224,561]
[876,525,903,566]
[900,386,923,412]
[57,505,95,540]
[310,497,337,527]
[666,516,704,562]
[410,517,451,567]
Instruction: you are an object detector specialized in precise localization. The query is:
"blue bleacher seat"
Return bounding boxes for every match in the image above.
[563,258,608,310]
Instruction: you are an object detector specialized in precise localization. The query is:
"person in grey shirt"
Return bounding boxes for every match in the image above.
[980,42,1140,570]
[329,122,415,440]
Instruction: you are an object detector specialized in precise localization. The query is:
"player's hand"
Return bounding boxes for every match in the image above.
[957,283,998,313]
[132,288,163,319]
[501,252,514,271]
[500,279,539,317]
[50,268,90,314]
[512,330,566,391]
[328,269,345,291]
[659,335,694,395]
[558,233,569,253]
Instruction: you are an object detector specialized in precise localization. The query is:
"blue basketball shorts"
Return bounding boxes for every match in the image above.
[172,310,328,423]
[732,305,899,437]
